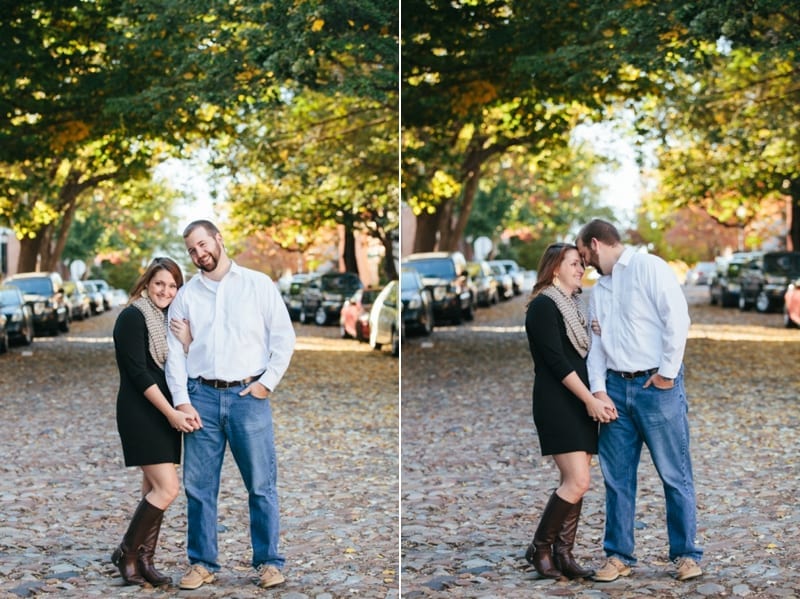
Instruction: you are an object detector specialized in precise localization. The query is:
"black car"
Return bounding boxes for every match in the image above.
[299,272,364,326]
[282,274,313,321]
[0,312,7,354]
[738,250,800,313]
[0,285,34,345]
[709,252,761,308]
[402,251,474,325]
[5,271,70,335]
[400,266,434,336]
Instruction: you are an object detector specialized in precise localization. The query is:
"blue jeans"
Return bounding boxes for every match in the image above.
[183,379,284,571]
[599,367,703,564]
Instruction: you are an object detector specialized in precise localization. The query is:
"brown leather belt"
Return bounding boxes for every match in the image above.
[198,373,262,389]
[608,367,658,380]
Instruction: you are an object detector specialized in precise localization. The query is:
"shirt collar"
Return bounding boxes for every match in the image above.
[596,246,635,290]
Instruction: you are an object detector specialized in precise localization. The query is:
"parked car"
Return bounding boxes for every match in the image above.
[685,261,717,286]
[489,259,525,295]
[0,312,8,354]
[0,285,34,345]
[110,288,130,307]
[783,277,800,328]
[488,262,514,300]
[403,251,474,324]
[84,278,114,310]
[339,287,382,341]
[282,274,313,321]
[738,251,800,313]
[709,252,761,308]
[5,271,70,335]
[299,272,364,326]
[82,281,106,315]
[400,266,434,336]
[467,260,499,307]
[64,280,91,321]
[369,280,399,357]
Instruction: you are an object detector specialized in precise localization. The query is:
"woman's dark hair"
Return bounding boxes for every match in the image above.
[529,243,577,299]
[128,257,184,304]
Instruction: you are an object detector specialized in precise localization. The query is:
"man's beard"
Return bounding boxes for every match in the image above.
[196,246,220,272]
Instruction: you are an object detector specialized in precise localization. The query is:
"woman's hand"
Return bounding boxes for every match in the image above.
[170,318,192,353]
[168,408,201,433]
[587,392,618,423]
[591,319,601,336]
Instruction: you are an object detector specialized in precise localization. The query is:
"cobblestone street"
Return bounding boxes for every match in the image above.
[0,308,399,598]
[401,286,800,598]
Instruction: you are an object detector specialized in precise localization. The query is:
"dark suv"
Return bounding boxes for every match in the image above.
[738,251,800,313]
[709,252,761,308]
[402,251,475,324]
[299,272,364,326]
[5,271,70,335]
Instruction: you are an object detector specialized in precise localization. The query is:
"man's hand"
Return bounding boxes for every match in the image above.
[240,381,270,399]
[644,373,674,390]
[177,403,203,430]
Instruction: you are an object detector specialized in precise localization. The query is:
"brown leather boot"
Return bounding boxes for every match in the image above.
[553,498,595,579]
[137,506,171,586]
[111,498,164,585]
[524,492,572,578]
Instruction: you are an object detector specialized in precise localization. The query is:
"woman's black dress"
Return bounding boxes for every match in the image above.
[113,306,181,466]
[525,294,598,456]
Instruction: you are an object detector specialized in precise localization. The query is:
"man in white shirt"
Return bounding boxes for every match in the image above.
[576,219,703,583]
[165,220,296,590]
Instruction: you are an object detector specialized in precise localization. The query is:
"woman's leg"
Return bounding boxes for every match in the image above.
[134,463,180,586]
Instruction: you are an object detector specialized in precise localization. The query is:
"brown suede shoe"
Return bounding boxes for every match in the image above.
[675,557,702,581]
[258,564,285,588]
[593,557,632,582]
[179,564,215,590]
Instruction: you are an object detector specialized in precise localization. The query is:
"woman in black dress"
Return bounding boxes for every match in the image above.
[524,243,617,579]
[111,257,198,586]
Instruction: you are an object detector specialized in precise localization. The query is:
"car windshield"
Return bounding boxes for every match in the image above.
[765,253,800,275]
[0,289,21,305]
[321,274,359,292]
[407,259,456,279]
[7,278,52,295]
[401,270,420,290]
[361,289,381,304]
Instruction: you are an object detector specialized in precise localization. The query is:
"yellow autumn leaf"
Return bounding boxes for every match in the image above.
[311,18,324,32]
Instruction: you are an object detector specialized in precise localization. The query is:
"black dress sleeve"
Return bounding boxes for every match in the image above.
[525,295,575,381]
[113,307,160,395]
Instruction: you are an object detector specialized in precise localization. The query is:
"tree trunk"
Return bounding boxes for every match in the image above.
[413,211,441,252]
[789,177,800,252]
[18,236,43,273]
[381,234,398,281]
[342,220,359,274]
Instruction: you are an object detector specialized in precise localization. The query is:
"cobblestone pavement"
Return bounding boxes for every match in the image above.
[0,308,399,598]
[401,285,800,598]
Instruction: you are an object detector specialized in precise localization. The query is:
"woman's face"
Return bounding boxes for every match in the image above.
[556,248,585,293]
[146,269,180,310]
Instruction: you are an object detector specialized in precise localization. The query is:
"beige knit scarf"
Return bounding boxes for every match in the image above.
[131,295,169,369]
[540,285,590,358]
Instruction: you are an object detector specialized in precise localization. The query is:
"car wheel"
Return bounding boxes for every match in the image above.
[21,323,33,345]
[755,291,772,313]
[314,306,328,326]
[60,316,70,333]
[0,333,8,354]
[391,326,399,357]
[298,307,309,324]
[422,305,434,336]
[340,322,350,338]
[738,295,751,311]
